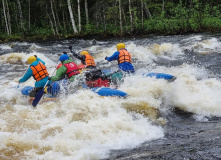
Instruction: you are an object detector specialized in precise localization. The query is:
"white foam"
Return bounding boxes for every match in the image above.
[1,35,221,159]
[0,89,164,159]
[94,42,183,65]
[0,52,56,67]
[0,44,12,50]
[182,37,221,54]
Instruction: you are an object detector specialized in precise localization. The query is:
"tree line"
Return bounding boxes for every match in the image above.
[0,0,221,42]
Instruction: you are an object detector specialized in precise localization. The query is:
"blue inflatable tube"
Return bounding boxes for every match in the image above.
[102,69,176,81]
[21,81,62,97]
[143,72,176,80]
[91,87,128,97]
[21,86,128,98]
[21,86,34,96]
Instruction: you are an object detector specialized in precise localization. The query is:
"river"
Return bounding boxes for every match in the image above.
[0,32,221,160]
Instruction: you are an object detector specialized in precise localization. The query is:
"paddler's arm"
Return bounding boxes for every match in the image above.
[72,51,86,62]
[106,51,119,61]
[19,67,33,83]
[69,47,86,62]
[51,65,67,81]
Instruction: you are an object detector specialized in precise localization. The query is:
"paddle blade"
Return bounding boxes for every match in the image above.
[32,89,44,107]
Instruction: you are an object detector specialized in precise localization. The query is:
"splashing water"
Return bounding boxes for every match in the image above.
[1,33,221,159]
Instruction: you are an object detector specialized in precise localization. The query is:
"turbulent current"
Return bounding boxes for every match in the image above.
[0,33,221,160]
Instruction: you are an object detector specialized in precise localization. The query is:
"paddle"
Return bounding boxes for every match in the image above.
[32,62,60,107]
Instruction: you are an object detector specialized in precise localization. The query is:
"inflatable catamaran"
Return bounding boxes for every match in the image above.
[20,69,176,105]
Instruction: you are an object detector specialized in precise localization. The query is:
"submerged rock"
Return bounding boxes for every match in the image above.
[122,102,167,125]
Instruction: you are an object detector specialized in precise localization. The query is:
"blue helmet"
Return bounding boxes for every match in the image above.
[59,54,69,61]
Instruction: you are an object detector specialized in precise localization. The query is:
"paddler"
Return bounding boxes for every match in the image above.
[68,46,107,83]
[19,55,50,97]
[46,54,81,96]
[48,54,80,82]
[69,46,96,70]
[105,43,135,73]
[103,43,135,85]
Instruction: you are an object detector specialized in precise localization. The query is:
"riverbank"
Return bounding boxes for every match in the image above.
[1,1,220,44]
[1,13,221,44]
[1,16,221,44]
[0,29,220,44]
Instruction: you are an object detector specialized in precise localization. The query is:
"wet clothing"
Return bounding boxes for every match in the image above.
[71,50,96,69]
[51,59,79,82]
[106,48,135,73]
[19,58,50,88]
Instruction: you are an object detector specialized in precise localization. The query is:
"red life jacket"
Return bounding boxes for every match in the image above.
[64,62,80,78]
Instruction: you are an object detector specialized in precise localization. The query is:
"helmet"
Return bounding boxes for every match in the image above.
[59,54,69,61]
[27,56,37,64]
[116,43,125,51]
[80,51,89,55]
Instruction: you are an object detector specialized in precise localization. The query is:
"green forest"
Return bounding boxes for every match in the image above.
[0,0,221,42]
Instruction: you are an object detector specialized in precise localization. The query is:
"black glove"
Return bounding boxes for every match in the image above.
[105,56,107,60]
[48,77,52,80]
[69,46,72,50]
[34,55,37,58]
[63,52,67,54]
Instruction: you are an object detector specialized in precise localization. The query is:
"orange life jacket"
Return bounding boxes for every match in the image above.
[83,54,96,67]
[118,49,132,64]
[30,62,49,81]
[64,62,80,78]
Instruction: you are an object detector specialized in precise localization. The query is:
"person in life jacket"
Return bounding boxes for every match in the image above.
[49,54,80,82]
[105,43,135,73]
[68,46,109,87]
[69,46,96,70]
[19,55,50,97]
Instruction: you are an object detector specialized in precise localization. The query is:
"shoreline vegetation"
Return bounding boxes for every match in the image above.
[0,0,220,43]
